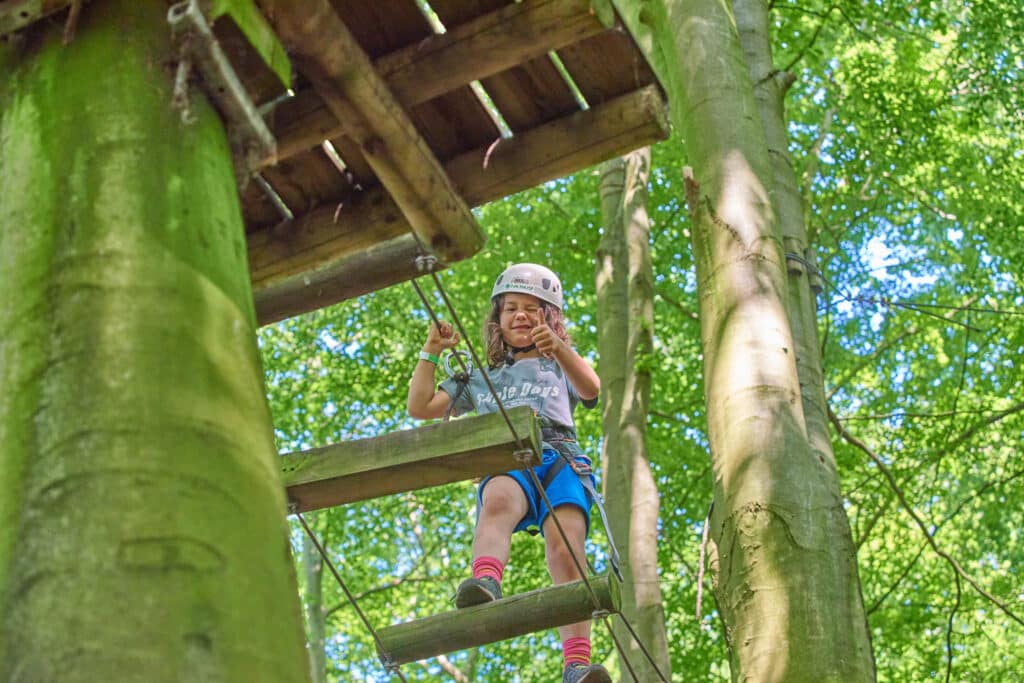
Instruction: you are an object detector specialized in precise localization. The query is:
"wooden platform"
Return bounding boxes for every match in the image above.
[281,406,540,512]
[228,0,667,324]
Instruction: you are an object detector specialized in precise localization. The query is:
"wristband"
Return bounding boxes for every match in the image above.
[418,350,440,364]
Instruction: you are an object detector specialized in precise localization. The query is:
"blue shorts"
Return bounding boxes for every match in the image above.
[478,445,596,536]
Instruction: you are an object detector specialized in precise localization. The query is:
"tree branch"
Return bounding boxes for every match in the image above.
[829,407,1024,628]
[655,286,700,321]
[838,407,1015,422]
[780,4,835,74]
[946,401,1024,453]
[864,464,1024,614]
[437,653,470,682]
[945,573,961,683]
[866,541,928,615]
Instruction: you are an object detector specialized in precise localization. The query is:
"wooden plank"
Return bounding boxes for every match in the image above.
[257,0,485,263]
[254,233,420,326]
[477,57,579,133]
[251,85,669,323]
[261,0,608,166]
[556,29,656,106]
[410,93,499,163]
[0,0,78,36]
[281,407,540,513]
[428,0,580,133]
[248,183,408,287]
[377,0,606,107]
[326,0,431,59]
[376,574,621,666]
[450,84,669,205]
[327,0,497,163]
[254,147,354,228]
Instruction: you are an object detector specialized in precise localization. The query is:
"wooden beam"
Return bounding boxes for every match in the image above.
[452,84,669,206]
[378,0,608,115]
[247,183,409,288]
[263,0,610,166]
[254,233,421,326]
[281,407,540,513]
[0,0,80,37]
[251,86,667,324]
[256,0,484,263]
[376,574,621,666]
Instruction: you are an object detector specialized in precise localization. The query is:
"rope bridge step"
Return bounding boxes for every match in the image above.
[375,574,621,667]
[281,406,540,512]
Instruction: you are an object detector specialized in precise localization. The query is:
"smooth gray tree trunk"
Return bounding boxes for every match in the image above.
[611,0,876,679]
[597,149,672,681]
[303,524,327,683]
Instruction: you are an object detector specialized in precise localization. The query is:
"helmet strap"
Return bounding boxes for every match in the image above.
[505,343,537,366]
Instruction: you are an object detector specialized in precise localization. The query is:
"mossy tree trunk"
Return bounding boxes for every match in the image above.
[0,2,310,680]
[612,0,876,679]
[597,149,671,681]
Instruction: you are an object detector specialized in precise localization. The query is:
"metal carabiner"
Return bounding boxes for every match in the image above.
[443,349,473,379]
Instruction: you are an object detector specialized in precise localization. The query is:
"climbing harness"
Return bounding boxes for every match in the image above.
[437,350,622,580]
[538,425,623,583]
[299,263,670,682]
[412,269,667,681]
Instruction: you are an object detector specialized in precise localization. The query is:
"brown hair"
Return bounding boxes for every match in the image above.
[483,294,572,367]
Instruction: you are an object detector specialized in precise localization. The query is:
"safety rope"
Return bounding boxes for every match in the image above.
[411,262,671,682]
[295,512,408,682]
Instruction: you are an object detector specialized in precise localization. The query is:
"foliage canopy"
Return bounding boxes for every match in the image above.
[261,1,1022,680]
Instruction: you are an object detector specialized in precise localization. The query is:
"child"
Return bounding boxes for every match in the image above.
[407,263,611,683]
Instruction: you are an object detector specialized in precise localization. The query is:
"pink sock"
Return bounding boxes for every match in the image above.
[472,556,505,583]
[563,636,591,668]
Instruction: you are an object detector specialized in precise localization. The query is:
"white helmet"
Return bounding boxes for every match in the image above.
[491,263,563,308]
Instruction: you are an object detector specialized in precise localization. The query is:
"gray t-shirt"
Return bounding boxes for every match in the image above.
[438,357,597,430]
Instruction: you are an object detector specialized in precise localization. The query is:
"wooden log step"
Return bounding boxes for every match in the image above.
[281,406,540,513]
[376,574,621,666]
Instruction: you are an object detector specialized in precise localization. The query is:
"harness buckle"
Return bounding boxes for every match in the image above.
[569,459,593,477]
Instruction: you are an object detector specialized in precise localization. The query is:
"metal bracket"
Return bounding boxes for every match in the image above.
[167,0,276,188]
[415,253,439,273]
[804,247,824,295]
[378,651,400,674]
[513,448,535,466]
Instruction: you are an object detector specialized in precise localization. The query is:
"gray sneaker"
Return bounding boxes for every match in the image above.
[454,576,502,608]
[563,663,612,683]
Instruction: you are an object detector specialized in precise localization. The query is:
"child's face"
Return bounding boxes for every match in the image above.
[499,293,544,347]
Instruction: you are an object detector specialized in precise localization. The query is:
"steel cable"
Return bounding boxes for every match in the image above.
[412,264,671,682]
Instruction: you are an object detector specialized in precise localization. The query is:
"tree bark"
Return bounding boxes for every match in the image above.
[597,149,672,681]
[0,2,310,680]
[613,0,876,679]
[731,0,875,676]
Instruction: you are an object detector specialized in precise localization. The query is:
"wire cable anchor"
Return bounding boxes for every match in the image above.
[167,0,277,188]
